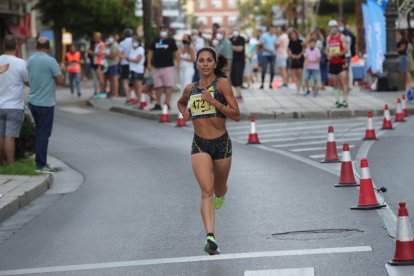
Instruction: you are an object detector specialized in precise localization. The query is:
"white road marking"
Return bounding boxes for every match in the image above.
[230,122,369,136]
[58,106,94,114]
[245,267,314,276]
[291,144,355,152]
[259,132,362,143]
[226,118,370,131]
[271,138,362,148]
[0,246,372,275]
[309,154,341,159]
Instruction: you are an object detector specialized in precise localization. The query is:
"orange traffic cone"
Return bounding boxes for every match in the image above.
[247,115,261,144]
[351,158,386,210]
[402,95,409,117]
[363,111,377,140]
[321,126,340,163]
[382,105,393,130]
[140,93,148,109]
[395,98,406,122]
[176,112,186,127]
[159,104,171,123]
[389,202,414,266]
[335,143,358,187]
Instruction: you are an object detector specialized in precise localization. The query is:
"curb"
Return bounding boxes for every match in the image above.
[0,174,53,224]
[88,99,414,121]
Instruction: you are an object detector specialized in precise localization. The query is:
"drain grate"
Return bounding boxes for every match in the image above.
[270,229,364,241]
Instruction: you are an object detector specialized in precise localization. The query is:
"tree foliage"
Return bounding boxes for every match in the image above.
[34,0,140,38]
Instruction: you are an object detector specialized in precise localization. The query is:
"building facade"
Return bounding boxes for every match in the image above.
[0,0,38,59]
[193,0,240,30]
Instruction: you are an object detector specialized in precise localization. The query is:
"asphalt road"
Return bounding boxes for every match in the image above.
[0,98,413,275]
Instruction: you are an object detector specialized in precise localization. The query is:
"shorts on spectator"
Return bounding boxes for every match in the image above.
[329,63,347,75]
[131,71,144,81]
[152,66,175,88]
[120,64,130,79]
[400,55,408,73]
[107,65,119,77]
[276,56,287,68]
[304,69,320,83]
[0,109,24,138]
[94,64,104,71]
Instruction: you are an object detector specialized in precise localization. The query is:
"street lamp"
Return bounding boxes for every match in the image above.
[382,0,405,91]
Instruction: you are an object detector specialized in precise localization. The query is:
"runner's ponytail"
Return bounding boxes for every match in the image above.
[214,54,227,78]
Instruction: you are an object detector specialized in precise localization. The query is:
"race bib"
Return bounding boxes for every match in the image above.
[330,46,340,55]
[189,92,216,117]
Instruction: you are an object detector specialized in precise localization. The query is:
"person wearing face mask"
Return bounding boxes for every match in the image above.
[326,20,349,108]
[191,29,205,82]
[177,34,196,91]
[123,38,145,107]
[259,25,277,89]
[214,28,233,78]
[147,25,179,111]
[105,35,121,98]
[230,29,246,102]
[339,21,356,95]
[119,29,134,103]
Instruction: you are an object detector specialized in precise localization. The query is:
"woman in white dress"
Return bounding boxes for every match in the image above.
[177,34,196,90]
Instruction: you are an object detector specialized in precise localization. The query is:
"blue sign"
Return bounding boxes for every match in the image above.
[368,0,387,12]
[362,1,386,73]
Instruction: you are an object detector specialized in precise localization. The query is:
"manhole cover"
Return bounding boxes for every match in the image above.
[270,229,364,241]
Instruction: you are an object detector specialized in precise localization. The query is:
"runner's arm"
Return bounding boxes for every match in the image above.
[340,35,348,56]
[177,84,192,120]
[209,78,240,122]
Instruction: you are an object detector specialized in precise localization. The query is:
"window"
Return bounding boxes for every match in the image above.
[228,16,238,26]
[196,16,208,26]
[198,0,207,9]
[228,0,237,9]
[212,0,222,9]
[212,16,223,26]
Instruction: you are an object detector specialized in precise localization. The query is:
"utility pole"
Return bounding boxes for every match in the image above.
[339,0,344,21]
[143,0,152,49]
[383,0,405,91]
[355,0,365,54]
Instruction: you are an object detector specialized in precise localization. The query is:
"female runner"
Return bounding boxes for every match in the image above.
[177,47,240,255]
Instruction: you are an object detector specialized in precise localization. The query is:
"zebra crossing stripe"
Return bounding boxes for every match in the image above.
[290,144,355,152]
[271,138,361,148]
[258,132,362,143]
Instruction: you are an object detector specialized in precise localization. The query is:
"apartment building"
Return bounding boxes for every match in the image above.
[193,0,240,30]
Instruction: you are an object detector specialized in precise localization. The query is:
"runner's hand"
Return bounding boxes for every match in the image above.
[201,89,215,104]
[181,108,191,121]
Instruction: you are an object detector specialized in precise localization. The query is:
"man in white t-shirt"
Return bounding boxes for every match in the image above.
[124,38,145,105]
[119,29,133,101]
[0,35,29,166]
[275,26,289,87]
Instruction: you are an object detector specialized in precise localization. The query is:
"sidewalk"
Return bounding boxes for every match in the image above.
[0,174,52,224]
[76,82,413,120]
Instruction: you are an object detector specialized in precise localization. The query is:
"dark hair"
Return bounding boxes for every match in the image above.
[196,47,228,78]
[36,38,50,50]
[123,28,133,38]
[3,35,17,51]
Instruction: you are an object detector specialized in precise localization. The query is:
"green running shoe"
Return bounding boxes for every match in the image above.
[213,195,225,209]
[204,236,220,255]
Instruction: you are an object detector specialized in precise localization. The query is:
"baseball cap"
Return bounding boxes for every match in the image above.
[328,20,338,27]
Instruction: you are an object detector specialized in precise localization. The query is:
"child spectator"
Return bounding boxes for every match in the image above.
[304,38,321,97]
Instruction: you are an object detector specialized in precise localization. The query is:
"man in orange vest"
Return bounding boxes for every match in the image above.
[65,44,82,97]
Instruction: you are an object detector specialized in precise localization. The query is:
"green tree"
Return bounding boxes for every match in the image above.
[34,0,140,61]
